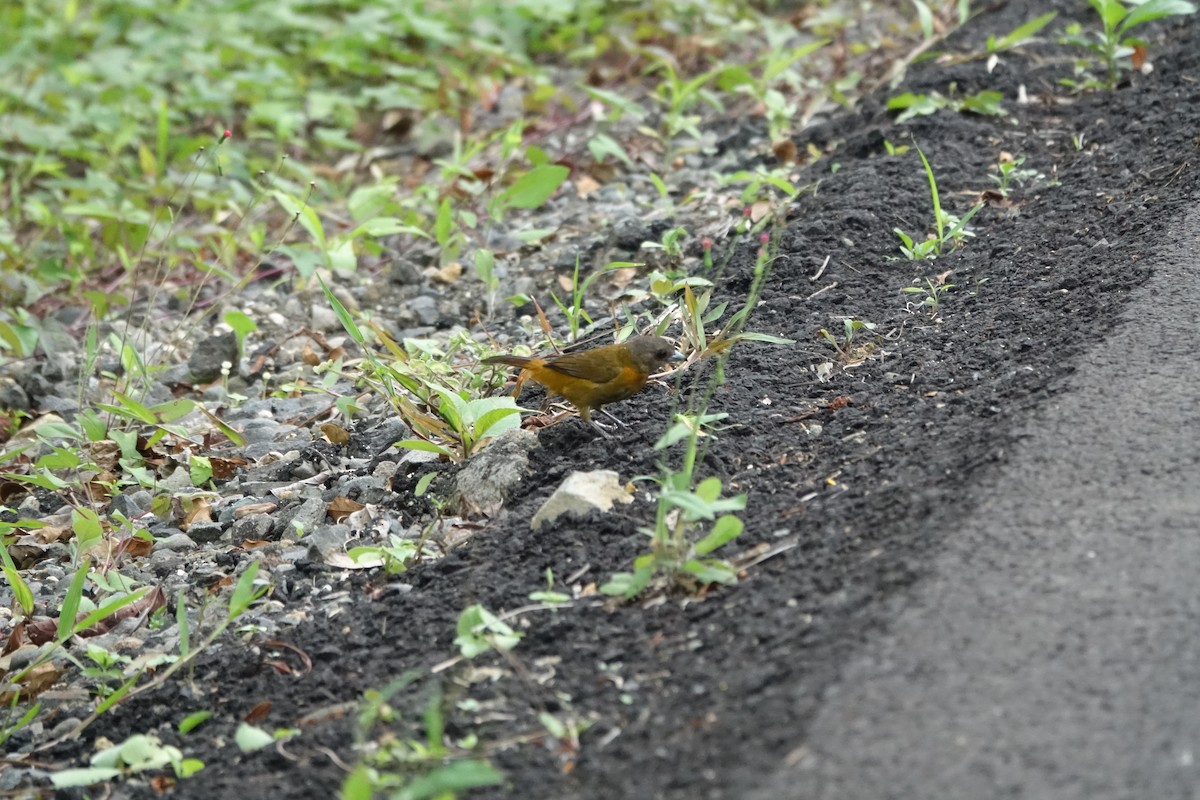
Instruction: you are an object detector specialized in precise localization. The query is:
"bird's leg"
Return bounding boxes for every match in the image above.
[599,408,629,428]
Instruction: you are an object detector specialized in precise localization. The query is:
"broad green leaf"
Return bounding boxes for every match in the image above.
[1119,0,1196,31]
[662,489,715,521]
[3,565,34,615]
[682,558,739,585]
[694,515,745,556]
[49,767,122,788]
[58,564,90,641]
[500,165,570,209]
[395,439,454,457]
[235,723,274,753]
[988,12,1058,51]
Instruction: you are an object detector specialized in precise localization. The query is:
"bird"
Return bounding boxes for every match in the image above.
[483,335,685,435]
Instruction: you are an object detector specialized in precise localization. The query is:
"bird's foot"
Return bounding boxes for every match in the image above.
[599,408,630,428]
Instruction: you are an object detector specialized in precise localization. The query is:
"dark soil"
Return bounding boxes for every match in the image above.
[31,1,1200,798]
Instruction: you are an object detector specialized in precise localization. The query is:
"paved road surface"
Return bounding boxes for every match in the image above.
[750,206,1200,799]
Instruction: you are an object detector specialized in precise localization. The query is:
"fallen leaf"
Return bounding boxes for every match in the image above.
[300,342,321,366]
[210,457,248,481]
[320,423,350,446]
[772,139,798,164]
[327,496,365,523]
[150,776,176,794]
[431,262,463,284]
[182,497,213,529]
[575,174,601,198]
[234,502,278,518]
[245,701,272,723]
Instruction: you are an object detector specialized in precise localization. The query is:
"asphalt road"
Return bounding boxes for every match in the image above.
[749,206,1200,800]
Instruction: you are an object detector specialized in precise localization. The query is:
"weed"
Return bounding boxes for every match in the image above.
[902,277,956,317]
[453,605,522,659]
[1062,0,1196,90]
[344,674,503,800]
[986,12,1059,53]
[990,154,1038,196]
[819,318,880,361]
[602,471,746,598]
[887,88,1006,123]
[49,733,204,788]
[894,145,984,260]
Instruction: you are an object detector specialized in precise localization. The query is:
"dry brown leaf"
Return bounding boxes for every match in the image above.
[431,262,463,284]
[210,456,248,481]
[772,139,799,164]
[4,662,64,703]
[122,536,155,559]
[327,495,365,523]
[182,497,213,529]
[575,174,602,198]
[234,502,278,518]
[300,341,321,366]
[150,775,177,794]
[245,700,272,723]
[750,199,773,223]
[3,621,25,656]
[89,440,121,471]
[320,423,350,446]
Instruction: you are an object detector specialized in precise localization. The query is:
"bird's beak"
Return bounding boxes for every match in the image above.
[668,350,686,363]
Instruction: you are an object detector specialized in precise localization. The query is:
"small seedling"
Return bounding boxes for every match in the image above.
[990,154,1038,196]
[894,145,984,260]
[819,317,879,361]
[887,88,1005,123]
[902,278,956,317]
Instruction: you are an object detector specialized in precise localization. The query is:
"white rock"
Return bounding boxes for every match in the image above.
[531,470,634,531]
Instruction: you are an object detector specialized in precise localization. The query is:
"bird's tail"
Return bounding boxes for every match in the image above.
[482,355,534,369]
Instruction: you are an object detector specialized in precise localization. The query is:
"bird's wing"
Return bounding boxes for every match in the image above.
[543,348,624,383]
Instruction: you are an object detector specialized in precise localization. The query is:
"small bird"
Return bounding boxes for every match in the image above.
[484,335,685,434]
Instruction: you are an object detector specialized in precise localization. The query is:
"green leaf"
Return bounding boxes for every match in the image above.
[500,165,570,210]
[235,723,274,753]
[435,198,453,246]
[988,12,1058,51]
[342,764,374,800]
[273,190,325,247]
[394,759,504,800]
[58,564,90,641]
[600,566,653,598]
[470,406,524,441]
[414,471,437,497]
[3,565,34,616]
[189,455,213,486]
[694,515,744,555]
[179,710,213,735]
[395,439,454,457]
[662,489,715,521]
[228,559,265,619]
[49,767,123,788]
[682,558,739,585]
[1119,0,1196,32]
